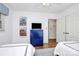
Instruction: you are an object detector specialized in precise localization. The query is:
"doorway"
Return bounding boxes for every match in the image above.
[48,19,57,44]
[35,19,57,49]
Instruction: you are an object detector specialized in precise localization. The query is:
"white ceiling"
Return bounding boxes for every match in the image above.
[6,3,76,13]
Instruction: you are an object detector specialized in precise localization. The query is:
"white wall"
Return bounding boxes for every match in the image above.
[12,11,58,43]
[0,4,13,44]
[60,4,79,16]
[48,19,56,39]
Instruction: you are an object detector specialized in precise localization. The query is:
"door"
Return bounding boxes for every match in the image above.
[65,14,79,41]
[57,16,66,42]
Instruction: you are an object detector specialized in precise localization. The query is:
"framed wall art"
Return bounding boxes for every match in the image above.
[20,17,27,26]
[19,16,27,36]
[19,28,27,36]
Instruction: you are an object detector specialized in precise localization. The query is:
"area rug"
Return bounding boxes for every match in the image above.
[35,48,55,56]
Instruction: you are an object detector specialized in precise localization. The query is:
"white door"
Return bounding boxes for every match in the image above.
[57,16,66,42]
[65,14,79,41]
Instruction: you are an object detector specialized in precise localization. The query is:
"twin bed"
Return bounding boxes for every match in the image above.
[54,41,79,56]
[0,43,35,56]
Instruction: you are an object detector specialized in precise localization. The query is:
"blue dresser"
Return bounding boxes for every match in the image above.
[30,29,43,46]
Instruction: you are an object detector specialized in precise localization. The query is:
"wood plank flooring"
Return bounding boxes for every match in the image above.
[35,39,57,49]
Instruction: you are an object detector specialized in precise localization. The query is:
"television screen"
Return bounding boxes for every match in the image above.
[32,23,41,29]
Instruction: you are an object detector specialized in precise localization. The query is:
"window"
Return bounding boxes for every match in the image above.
[0,13,5,31]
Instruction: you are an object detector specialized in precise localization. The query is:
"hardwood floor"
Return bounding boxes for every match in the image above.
[35,39,57,49]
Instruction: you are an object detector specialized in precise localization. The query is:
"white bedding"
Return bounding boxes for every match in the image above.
[54,41,79,56]
[0,43,35,56]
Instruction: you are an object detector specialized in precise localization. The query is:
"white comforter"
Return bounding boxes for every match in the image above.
[0,43,35,56]
[54,41,79,56]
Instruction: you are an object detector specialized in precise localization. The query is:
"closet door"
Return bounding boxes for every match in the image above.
[65,14,79,41]
[57,16,66,42]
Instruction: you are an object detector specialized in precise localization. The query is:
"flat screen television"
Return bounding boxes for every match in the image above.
[32,23,41,29]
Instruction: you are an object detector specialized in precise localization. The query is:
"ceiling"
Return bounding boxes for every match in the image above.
[6,3,77,13]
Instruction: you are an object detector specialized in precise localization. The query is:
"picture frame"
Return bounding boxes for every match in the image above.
[20,17,27,26]
[19,16,27,36]
[19,28,27,36]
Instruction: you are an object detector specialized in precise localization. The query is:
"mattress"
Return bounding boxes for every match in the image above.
[0,43,35,56]
[64,42,79,52]
[54,41,79,56]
